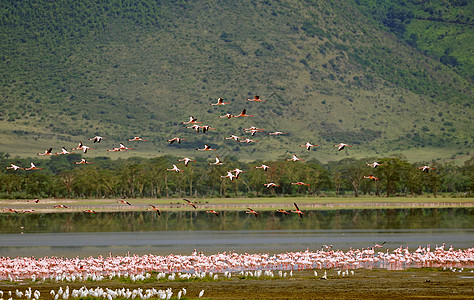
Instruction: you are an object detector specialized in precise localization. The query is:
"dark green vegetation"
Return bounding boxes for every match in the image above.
[0,0,472,162]
[1,152,472,199]
[1,208,472,233]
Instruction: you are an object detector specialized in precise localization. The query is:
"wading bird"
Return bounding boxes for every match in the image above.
[27,199,40,203]
[83,209,96,214]
[54,205,68,208]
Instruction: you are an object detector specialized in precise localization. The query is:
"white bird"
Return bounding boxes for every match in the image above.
[300,142,317,150]
[6,163,24,170]
[221,171,237,181]
[255,164,270,171]
[209,156,223,166]
[198,290,204,298]
[287,154,304,162]
[177,157,196,167]
[335,143,351,151]
[167,164,183,173]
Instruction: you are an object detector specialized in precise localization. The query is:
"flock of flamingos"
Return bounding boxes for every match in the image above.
[1,96,471,298]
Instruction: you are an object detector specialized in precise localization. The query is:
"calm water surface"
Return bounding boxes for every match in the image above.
[0,208,472,257]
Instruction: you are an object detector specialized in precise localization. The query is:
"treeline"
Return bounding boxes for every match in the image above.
[1,153,472,199]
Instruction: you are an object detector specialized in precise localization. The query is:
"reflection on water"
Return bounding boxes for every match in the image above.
[0,208,472,258]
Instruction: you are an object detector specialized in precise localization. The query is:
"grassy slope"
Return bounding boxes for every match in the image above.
[0,0,472,163]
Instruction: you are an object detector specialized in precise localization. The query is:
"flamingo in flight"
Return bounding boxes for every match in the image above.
[221,171,237,181]
[264,182,279,188]
[83,209,96,214]
[246,208,260,217]
[27,199,40,203]
[218,113,234,119]
[225,135,241,142]
[75,159,92,165]
[245,129,262,136]
[209,156,223,166]
[231,168,245,178]
[234,109,253,117]
[183,199,197,209]
[291,182,310,186]
[37,148,56,156]
[364,175,379,181]
[255,164,270,171]
[148,205,161,215]
[246,95,266,102]
[240,138,258,144]
[291,203,305,218]
[276,209,290,215]
[268,131,287,135]
[201,125,216,133]
[367,162,382,168]
[128,136,147,141]
[197,144,216,151]
[6,164,24,170]
[89,136,106,143]
[167,164,183,173]
[300,142,317,151]
[25,162,42,170]
[178,157,196,167]
[287,154,304,162]
[73,142,94,153]
[118,143,133,151]
[54,204,68,208]
[335,143,351,151]
[187,124,201,133]
[117,199,132,206]
[418,166,435,173]
[168,137,186,144]
[182,116,202,124]
[206,210,219,216]
[210,97,230,105]
[56,147,74,155]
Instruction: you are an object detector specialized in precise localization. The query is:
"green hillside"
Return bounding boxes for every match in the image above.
[0,0,472,163]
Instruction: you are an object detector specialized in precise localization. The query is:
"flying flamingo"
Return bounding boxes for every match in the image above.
[209,156,223,166]
[291,203,305,218]
[268,131,287,135]
[27,199,40,203]
[367,161,383,168]
[6,164,24,170]
[246,208,260,217]
[418,166,435,173]
[187,124,201,133]
[183,199,197,209]
[364,175,379,181]
[240,138,258,144]
[54,205,68,208]
[75,159,92,165]
[276,209,290,215]
[25,162,42,170]
[37,148,56,156]
[196,144,216,151]
[231,168,246,178]
[73,142,94,153]
[178,157,196,167]
[300,142,317,151]
[234,109,253,117]
[182,116,202,124]
[118,143,133,151]
[264,182,279,188]
[291,182,310,186]
[218,113,234,119]
[201,125,216,133]
[167,164,183,173]
[168,137,186,144]
[255,164,270,171]
[287,154,304,162]
[246,95,266,102]
[210,97,230,105]
[221,171,237,181]
[335,143,351,151]
[56,147,74,155]
[83,209,96,214]
[117,199,131,206]
[147,205,161,215]
[21,209,35,213]
[225,135,241,142]
[245,129,262,136]
[89,136,106,143]
[128,136,147,141]
[206,210,219,216]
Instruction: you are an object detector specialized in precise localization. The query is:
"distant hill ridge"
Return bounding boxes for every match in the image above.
[0,0,472,162]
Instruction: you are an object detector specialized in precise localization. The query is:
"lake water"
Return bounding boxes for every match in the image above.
[0,208,472,257]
